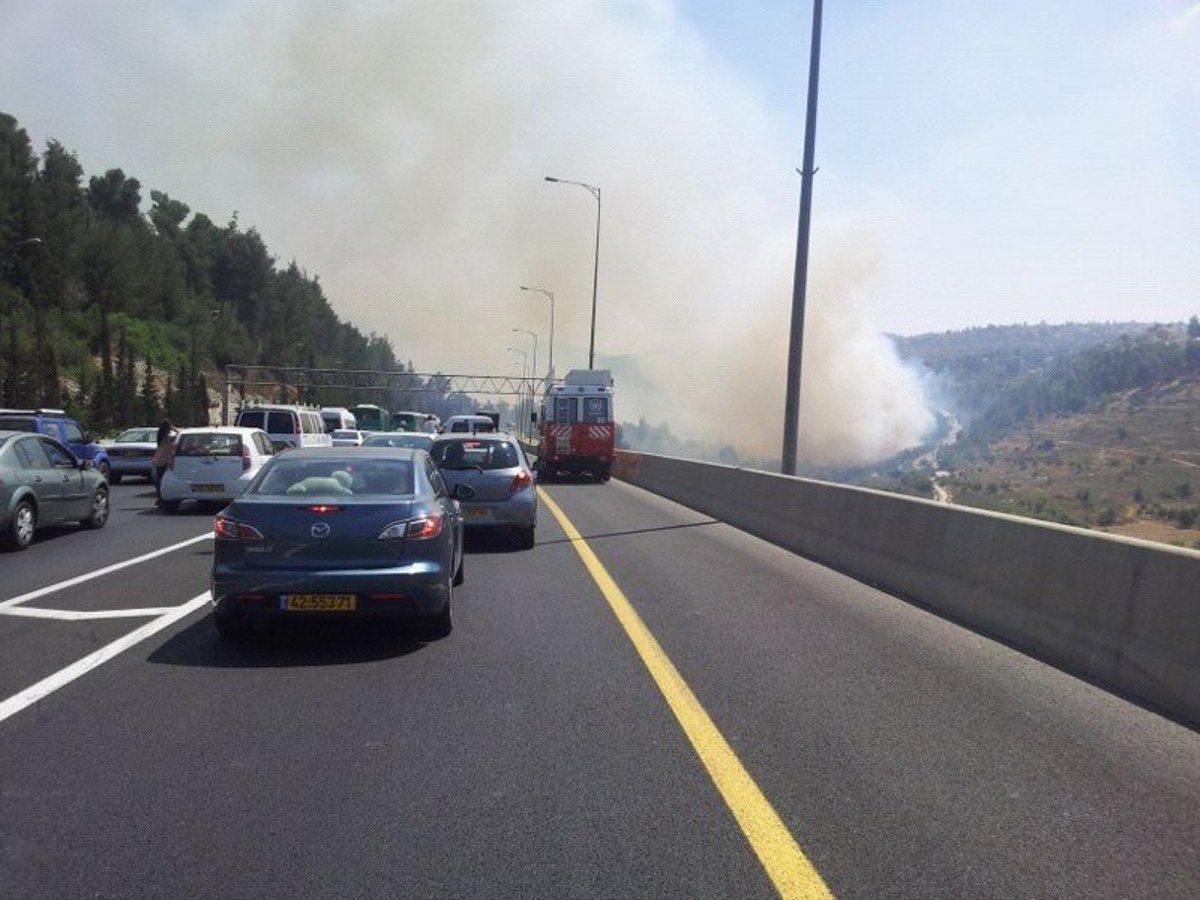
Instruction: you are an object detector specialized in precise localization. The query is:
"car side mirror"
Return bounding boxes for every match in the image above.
[450,483,476,501]
[80,458,95,471]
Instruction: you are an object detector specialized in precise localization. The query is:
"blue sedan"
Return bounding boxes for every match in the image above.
[209,447,468,642]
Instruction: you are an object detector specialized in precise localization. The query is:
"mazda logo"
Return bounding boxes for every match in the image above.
[310,522,331,539]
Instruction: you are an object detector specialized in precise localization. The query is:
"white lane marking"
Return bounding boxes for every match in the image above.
[0,606,181,621]
[0,592,211,726]
[0,533,213,611]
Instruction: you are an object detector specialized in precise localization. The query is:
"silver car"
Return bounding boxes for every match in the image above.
[0,431,110,550]
[330,429,365,447]
[429,433,537,549]
[103,426,159,484]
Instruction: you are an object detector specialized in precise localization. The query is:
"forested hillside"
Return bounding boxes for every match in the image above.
[1,111,406,431]
[894,320,1200,461]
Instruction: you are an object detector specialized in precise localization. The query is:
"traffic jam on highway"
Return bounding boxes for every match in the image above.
[0,368,616,642]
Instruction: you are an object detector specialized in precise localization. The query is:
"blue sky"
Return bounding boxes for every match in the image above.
[681,0,1200,333]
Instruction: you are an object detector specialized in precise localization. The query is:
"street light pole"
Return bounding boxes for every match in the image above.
[544,176,601,369]
[507,347,528,438]
[511,328,537,380]
[781,0,824,476]
[519,286,555,376]
[512,328,538,439]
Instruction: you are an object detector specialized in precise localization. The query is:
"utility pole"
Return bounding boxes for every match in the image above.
[781,0,824,476]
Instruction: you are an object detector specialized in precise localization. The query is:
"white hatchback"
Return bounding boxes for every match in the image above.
[158,427,274,512]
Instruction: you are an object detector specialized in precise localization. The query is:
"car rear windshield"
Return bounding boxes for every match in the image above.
[0,416,36,432]
[252,458,415,497]
[177,433,243,456]
[430,439,520,470]
[364,434,432,449]
[115,428,157,442]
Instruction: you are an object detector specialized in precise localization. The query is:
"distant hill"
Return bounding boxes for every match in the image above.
[867,320,1200,549]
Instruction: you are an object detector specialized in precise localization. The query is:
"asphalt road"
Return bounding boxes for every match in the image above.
[1,478,1198,898]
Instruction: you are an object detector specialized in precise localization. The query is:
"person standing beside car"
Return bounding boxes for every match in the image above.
[153,419,178,504]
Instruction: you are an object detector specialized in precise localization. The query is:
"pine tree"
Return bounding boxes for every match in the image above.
[141,356,160,424]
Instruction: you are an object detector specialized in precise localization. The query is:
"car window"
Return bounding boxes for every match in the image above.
[116,429,157,443]
[177,433,243,456]
[582,397,609,424]
[426,459,448,497]
[254,432,273,456]
[61,422,85,443]
[0,416,37,432]
[15,437,51,469]
[252,457,414,496]
[236,410,265,430]
[266,411,296,434]
[553,397,578,423]
[40,437,76,468]
[431,438,520,470]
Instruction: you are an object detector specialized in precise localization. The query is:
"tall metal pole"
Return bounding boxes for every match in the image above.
[589,188,601,369]
[781,0,824,476]
[545,176,601,369]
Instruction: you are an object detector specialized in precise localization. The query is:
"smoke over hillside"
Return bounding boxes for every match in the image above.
[3,0,934,463]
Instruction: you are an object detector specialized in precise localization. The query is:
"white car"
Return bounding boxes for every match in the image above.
[330,428,365,447]
[158,427,274,512]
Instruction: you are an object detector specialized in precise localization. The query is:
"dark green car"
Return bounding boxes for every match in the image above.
[0,430,110,551]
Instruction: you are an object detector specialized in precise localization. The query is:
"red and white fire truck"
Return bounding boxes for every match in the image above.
[535,369,615,481]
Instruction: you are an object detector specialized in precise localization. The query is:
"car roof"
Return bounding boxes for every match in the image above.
[176,426,266,435]
[434,431,516,440]
[271,446,423,460]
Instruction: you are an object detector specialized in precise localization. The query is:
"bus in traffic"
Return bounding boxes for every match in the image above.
[349,403,389,432]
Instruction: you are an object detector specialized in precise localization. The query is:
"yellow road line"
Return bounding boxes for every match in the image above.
[538,487,834,900]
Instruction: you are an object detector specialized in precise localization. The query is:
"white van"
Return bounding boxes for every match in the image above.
[442,414,497,434]
[320,407,357,434]
[235,404,332,451]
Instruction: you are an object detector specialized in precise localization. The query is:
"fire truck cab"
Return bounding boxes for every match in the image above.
[536,369,614,482]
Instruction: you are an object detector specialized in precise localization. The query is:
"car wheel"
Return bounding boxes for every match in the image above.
[515,525,536,550]
[160,499,181,514]
[3,499,36,550]
[83,485,110,529]
[213,610,253,644]
[108,472,123,485]
[418,603,453,639]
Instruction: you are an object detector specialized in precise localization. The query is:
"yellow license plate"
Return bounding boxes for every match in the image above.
[192,483,224,492]
[464,506,490,518]
[281,594,357,611]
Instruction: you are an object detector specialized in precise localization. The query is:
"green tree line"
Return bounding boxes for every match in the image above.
[1,111,407,432]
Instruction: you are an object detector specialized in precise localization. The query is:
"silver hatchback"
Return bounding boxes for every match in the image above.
[429,433,537,549]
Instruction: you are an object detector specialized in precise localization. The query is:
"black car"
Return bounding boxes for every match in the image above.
[209,447,470,642]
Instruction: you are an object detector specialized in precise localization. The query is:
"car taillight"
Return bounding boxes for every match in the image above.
[379,514,443,540]
[305,505,342,514]
[242,445,252,471]
[214,515,264,541]
[509,469,533,494]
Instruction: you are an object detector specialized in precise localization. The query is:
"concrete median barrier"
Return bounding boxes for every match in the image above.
[613,450,1200,727]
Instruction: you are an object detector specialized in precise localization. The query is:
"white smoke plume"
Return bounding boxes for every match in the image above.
[1,0,935,464]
